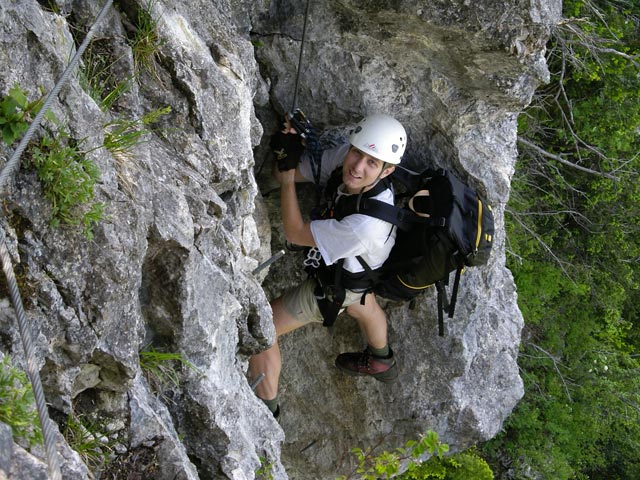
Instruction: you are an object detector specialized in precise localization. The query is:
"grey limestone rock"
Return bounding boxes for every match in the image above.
[0,0,560,478]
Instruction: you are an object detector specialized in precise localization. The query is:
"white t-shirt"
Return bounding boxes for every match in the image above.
[299,144,397,274]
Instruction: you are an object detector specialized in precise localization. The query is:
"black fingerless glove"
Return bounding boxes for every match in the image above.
[270,131,305,171]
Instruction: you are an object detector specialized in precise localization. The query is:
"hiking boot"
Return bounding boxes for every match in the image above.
[335,348,398,383]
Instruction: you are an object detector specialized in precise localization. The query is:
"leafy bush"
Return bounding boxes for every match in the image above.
[399,450,493,480]
[337,431,493,480]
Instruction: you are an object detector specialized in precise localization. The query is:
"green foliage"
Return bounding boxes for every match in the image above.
[103,105,171,158]
[39,1,60,14]
[0,355,42,446]
[76,26,170,198]
[399,450,493,480]
[334,431,492,480]
[255,456,275,480]
[0,84,43,145]
[77,40,133,112]
[63,410,113,472]
[139,345,197,392]
[485,1,640,479]
[129,1,165,81]
[1,85,104,239]
[30,131,105,239]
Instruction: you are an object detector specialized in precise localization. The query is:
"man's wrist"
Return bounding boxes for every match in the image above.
[279,170,296,186]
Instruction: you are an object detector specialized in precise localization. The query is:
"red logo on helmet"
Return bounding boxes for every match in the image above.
[367,143,377,151]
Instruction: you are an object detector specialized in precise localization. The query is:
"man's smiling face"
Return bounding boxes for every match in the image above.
[342,147,395,194]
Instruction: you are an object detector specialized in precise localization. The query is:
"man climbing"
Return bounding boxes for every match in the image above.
[250,113,407,417]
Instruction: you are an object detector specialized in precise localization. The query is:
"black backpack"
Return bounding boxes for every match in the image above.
[333,168,495,336]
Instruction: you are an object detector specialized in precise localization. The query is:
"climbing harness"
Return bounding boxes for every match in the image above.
[0,2,114,478]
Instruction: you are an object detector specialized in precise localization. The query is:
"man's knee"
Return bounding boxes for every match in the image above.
[347,293,382,317]
[270,297,300,335]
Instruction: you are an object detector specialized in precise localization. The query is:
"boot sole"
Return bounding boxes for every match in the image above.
[335,363,399,383]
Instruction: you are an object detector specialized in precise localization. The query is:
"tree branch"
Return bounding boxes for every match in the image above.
[517,137,621,181]
[505,206,577,283]
[530,343,574,402]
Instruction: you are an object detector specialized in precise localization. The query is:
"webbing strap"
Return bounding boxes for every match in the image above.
[435,281,445,337]
[342,197,438,232]
[317,259,346,327]
[448,267,463,319]
[433,266,463,336]
[354,255,376,305]
[305,129,324,204]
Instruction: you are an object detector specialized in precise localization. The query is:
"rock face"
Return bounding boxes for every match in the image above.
[0,1,559,479]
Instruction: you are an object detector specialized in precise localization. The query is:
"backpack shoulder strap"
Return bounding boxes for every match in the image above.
[356,199,418,231]
[333,194,427,231]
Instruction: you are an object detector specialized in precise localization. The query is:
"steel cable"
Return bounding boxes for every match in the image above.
[0,0,114,194]
[290,0,311,113]
[0,231,62,480]
[0,1,114,478]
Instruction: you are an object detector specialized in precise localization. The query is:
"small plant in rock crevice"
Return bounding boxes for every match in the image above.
[139,344,198,396]
[337,431,449,480]
[128,0,165,83]
[102,104,171,196]
[255,455,275,480]
[1,84,105,239]
[29,129,105,239]
[0,84,45,146]
[103,105,171,158]
[77,38,134,112]
[77,35,171,197]
[63,409,114,473]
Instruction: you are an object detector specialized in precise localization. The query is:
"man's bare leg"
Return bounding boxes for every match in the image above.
[346,293,388,350]
[337,293,397,382]
[249,296,305,403]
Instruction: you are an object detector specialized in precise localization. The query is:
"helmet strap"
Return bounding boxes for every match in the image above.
[356,162,390,211]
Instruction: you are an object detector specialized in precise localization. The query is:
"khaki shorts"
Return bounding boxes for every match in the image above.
[282,278,365,325]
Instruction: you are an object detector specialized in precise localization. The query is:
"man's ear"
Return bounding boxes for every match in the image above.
[380,165,396,179]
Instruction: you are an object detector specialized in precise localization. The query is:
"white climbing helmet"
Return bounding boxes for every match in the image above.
[349,113,407,165]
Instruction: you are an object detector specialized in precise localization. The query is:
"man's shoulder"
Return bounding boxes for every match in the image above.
[339,209,395,234]
[370,185,395,204]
